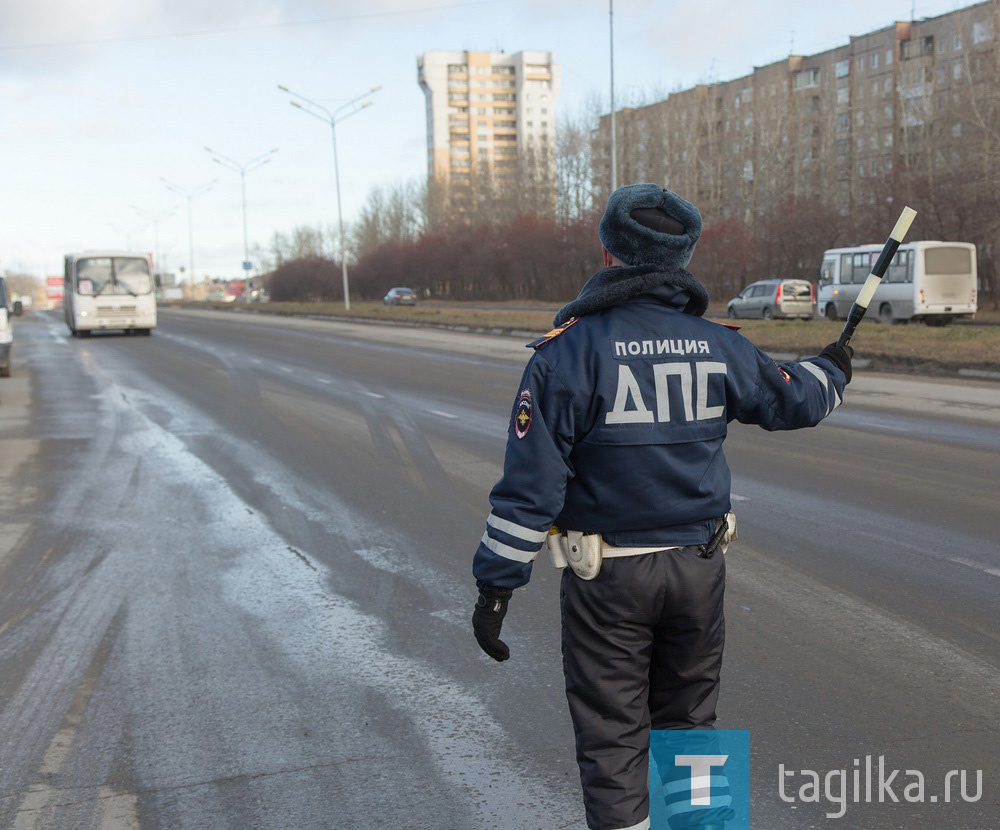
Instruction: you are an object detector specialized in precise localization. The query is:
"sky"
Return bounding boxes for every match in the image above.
[0,0,974,281]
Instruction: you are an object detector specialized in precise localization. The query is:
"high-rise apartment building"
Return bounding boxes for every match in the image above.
[597,0,1000,223]
[417,50,561,183]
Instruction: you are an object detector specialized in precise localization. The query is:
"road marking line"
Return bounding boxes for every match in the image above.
[427,409,458,419]
[251,358,262,364]
[854,419,910,432]
[316,378,333,385]
[279,366,293,373]
[946,556,1000,578]
[364,392,385,399]
[731,493,750,502]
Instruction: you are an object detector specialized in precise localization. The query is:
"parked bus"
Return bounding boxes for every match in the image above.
[64,252,157,336]
[817,241,977,326]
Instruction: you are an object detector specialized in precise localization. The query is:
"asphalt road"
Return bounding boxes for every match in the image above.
[0,307,997,830]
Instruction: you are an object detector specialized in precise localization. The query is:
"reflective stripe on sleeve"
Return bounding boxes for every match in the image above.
[801,360,842,414]
[486,512,548,544]
[480,532,540,563]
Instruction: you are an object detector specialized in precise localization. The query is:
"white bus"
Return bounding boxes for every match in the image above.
[64,251,157,336]
[817,240,977,326]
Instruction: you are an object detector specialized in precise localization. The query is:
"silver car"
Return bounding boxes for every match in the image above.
[383,287,417,306]
[727,279,816,320]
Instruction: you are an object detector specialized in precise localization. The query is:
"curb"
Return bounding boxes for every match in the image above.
[194,304,545,341]
[170,304,998,383]
[958,367,1000,380]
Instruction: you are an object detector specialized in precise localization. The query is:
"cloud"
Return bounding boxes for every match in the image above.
[0,0,296,75]
[0,0,519,51]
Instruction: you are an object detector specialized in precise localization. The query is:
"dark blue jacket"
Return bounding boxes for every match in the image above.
[473,282,847,590]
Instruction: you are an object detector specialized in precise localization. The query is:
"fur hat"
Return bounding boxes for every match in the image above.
[598,184,702,270]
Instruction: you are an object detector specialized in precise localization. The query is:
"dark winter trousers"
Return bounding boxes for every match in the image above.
[560,546,727,830]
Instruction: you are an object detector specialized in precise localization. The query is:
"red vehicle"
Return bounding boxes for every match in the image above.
[226,280,247,298]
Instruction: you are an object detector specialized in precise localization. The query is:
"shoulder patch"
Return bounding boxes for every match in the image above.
[710,319,742,332]
[514,388,532,438]
[526,316,581,349]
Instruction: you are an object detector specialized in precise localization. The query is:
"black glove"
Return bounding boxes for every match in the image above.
[473,586,513,662]
[819,342,854,384]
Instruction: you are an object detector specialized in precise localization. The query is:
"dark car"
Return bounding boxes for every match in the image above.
[726,279,816,320]
[383,287,417,306]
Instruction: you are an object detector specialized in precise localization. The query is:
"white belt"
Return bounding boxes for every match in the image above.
[602,544,681,558]
[549,515,736,581]
[547,529,681,579]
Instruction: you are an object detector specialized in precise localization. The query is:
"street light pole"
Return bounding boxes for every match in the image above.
[277,83,380,311]
[132,206,176,279]
[331,115,348,309]
[609,0,617,193]
[161,177,217,284]
[204,147,278,279]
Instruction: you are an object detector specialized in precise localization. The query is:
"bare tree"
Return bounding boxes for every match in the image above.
[353,179,426,259]
[556,110,598,221]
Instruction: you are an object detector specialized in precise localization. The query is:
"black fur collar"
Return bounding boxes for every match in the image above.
[553,264,710,326]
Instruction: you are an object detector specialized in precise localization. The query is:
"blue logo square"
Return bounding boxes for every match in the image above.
[649,730,751,829]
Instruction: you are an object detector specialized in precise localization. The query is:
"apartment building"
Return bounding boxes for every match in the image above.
[598,1,1000,223]
[417,50,561,183]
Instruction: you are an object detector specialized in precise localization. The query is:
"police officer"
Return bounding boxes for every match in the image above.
[472,184,852,830]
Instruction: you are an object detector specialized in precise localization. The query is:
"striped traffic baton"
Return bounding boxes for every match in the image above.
[836,206,918,349]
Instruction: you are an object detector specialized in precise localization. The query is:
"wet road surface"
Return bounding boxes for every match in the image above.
[0,308,996,829]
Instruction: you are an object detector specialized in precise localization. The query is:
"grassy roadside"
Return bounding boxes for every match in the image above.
[170,300,1000,376]
[201,299,561,332]
[709,316,1000,374]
